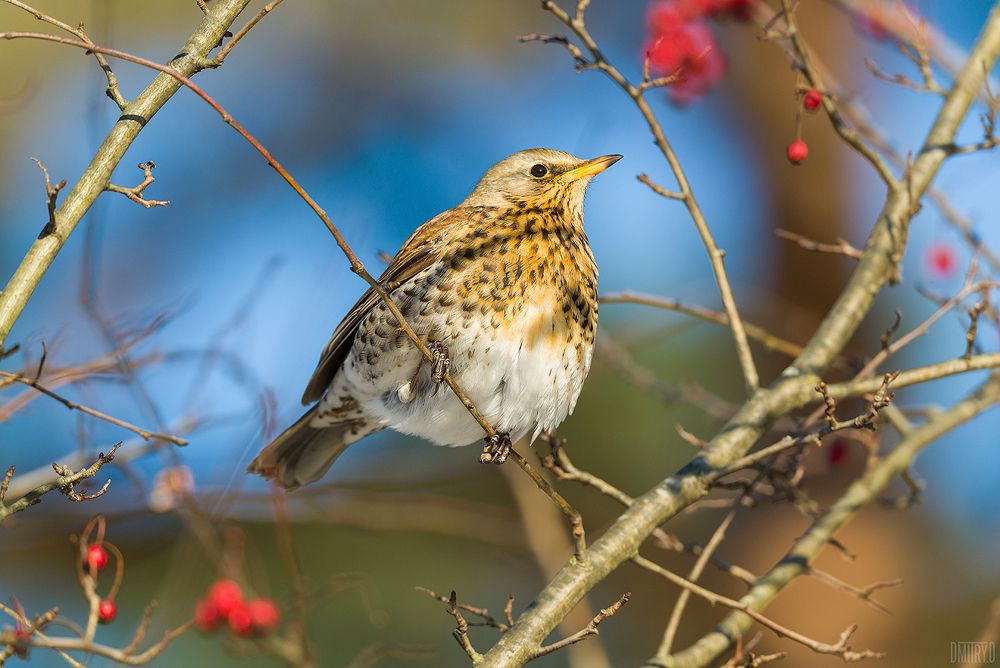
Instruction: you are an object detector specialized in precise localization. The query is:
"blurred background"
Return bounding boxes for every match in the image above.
[1,0,998,666]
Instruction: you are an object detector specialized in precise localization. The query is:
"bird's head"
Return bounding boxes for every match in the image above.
[464,148,621,213]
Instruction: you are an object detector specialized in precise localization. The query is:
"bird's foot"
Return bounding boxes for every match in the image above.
[429,340,451,384]
[480,432,512,465]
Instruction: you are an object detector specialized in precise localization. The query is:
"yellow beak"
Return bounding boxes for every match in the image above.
[564,154,623,180]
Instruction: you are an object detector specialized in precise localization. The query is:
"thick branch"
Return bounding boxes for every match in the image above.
[663,375,1000,667]
[0,0,253,348]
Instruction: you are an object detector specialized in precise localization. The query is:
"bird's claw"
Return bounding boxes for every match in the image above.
[480,432,512,465]
[429,340,451,384]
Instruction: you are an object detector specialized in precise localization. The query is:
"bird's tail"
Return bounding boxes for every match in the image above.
[248,406,382,489]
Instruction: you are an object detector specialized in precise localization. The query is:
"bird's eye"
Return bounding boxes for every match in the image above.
[529,163,548,178]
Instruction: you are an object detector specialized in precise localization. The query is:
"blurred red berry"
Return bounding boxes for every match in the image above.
[856,11,891,41]
[646,19,726,105]
[227,603,254,637]
[927,243,957,277]
[97,599,117,624]
[247,599,281,635]
[85,544,109,573]
[803,89,822,111]
[208,579,243,618]
[712,0,756,21]
[673,0,715,20]
[786,140,808,164]
[665,0,756,21]
[648,1,687,31]
[194,598,221,633]
[828,439,850,466]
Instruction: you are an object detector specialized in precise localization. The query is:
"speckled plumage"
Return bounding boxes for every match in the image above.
[249,148,620,489]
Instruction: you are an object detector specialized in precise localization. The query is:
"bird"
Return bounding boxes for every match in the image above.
[248,148,621,489]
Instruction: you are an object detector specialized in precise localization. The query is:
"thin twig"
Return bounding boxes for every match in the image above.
[634,556,883,662]
[600,291,803,358]
[775,229,863,260]
[774,0,899,187]
[417,587,510,633]
[30,158,66,234]
[1,0,127,108]
[105,161,169,208]
[965,302,986,359]
[531,593,630,659]
[0,443,121,522]
[446,590,482,664]
[212,0,284,65]
[0,369,187,445]
[507,446,587,563]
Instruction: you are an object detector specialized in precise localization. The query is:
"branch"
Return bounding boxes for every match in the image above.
[1,0,127,108]
[446,590,482,664]
[0,369,188,445]
[775,228,864,260]
[762,0,1000,274]
[105,161,169,208]
[0,600,192,665]
[822,352,1000,401]
[773,0,899,187]
[528,0,760,395]
[478,5,1000,665]
[815,371,899,431]
[635,556,883,663]
[599,291,804,358]
[30,158,65,234]
[965,301,987,359]
[0,0,253,348]
[531,592,629,660]
[212,0,285,66]
[664,375,1000,667]
[0,443,119,522]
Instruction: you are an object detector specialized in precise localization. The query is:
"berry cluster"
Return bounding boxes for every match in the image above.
[194,579,281,638]
[645,0,756,104]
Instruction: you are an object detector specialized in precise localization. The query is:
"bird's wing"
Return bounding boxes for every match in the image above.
[300,208,464,405]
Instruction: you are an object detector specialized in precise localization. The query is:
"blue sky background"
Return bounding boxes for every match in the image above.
[1,1,999,665]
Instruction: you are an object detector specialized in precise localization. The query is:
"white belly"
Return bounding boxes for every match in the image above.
[341,305,592,447]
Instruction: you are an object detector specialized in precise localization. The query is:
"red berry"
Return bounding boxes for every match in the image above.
[803,89,822,111]
[786,140,808,164]
[98,599,117,624]
[247,599,281,636]
[227,603,254,637]
[85,544,109,573]
[927,243,957,277]
[194,598,221,633]
[208,579,243,618]
[828,438,850,466]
